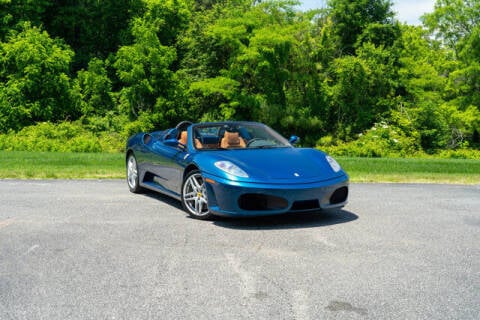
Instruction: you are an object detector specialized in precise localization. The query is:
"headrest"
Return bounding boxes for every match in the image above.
[224,132,240,144]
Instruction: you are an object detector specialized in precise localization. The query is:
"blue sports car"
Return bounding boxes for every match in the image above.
[126,121,348,220]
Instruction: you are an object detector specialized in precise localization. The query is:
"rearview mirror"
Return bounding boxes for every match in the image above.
[289,135,300,145]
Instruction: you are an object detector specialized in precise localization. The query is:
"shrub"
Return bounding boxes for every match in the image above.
[0,121,123,153]
[436,149,480,160]
[318,122,421,157]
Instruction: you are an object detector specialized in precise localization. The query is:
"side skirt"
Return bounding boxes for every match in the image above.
[140,179,182,201]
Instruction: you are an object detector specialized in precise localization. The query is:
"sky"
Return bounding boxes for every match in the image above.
[298,0,437,25]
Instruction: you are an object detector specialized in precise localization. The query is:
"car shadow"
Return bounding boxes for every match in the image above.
[140,190,358,230]
[212,209,358,230]
[141,190,183,210]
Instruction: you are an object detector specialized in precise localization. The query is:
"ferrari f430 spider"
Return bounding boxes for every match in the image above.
[126,121,348,219]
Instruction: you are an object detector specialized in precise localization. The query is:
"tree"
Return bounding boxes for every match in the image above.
[327,0,395,55]
[422,0,480,52]
[422,0,480,146]
[327,55,373,138]
[1,0,144,70]
[395,25,459,151]
[0,23,80,133]
[180,1,303,129]
[43,0,145,70]
[77,58,115,117]
[0,0,51,40]
[114,0,191,128]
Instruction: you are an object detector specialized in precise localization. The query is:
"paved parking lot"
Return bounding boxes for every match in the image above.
[0,180,479,319]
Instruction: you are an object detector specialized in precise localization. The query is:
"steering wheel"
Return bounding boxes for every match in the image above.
[175,121,193,132]
[246,138,262,147]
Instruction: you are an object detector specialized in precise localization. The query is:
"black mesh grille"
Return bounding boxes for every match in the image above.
[291,199,320,211]
[238,194,288,211]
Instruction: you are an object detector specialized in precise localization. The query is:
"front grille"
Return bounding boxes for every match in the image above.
[238,194,288,211]
[291,199,320,211]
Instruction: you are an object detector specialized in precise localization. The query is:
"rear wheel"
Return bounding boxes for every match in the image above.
[127,154,143,193]
[182,170,212,220]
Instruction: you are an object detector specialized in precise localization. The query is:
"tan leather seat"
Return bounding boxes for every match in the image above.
[179,131,188,145]
[220,132,246,148]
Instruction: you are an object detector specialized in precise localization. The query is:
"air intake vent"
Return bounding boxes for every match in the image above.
[291,199,320,211]
[330,187,348,204]
[238,194,288,211]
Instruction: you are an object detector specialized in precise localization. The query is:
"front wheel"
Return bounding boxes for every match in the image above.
[126,154,143,193]
[181,170,212,220]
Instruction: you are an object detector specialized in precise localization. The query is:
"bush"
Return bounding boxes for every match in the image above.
[318,122,421,157]
[0,23,81,133]
[318,121,480,159]
[436,148,480,160]
[0,122,123,153]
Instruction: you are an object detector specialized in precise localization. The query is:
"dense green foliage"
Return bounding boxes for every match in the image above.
[0,0,479,157]
[0,121,123,152]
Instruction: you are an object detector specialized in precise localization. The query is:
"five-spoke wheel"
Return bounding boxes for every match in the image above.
[182,170,212,220]
[127,154,142,193]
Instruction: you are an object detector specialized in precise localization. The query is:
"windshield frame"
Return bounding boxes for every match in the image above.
[191,122,292,151]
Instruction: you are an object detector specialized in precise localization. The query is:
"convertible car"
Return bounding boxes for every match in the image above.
[126,121,348,219]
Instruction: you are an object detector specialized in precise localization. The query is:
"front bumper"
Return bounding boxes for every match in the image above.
[202,173,349,217]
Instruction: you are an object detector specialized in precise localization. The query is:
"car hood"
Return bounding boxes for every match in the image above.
[196,147,345,183]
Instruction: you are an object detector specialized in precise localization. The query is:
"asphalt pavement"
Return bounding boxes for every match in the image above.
[0,180,479,319]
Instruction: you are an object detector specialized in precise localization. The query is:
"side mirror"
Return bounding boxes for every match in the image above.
[289,135,300,145]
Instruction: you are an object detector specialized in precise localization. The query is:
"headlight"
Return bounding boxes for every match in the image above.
[214,161,249,178]
[326,155,341,172]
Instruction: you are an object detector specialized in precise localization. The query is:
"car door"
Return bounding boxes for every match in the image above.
[147,140,185,195]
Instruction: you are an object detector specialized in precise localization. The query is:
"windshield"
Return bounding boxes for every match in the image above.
[192,122,291,150]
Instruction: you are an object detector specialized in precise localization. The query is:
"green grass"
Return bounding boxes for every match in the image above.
[337,157,480,184]
[0,151,124,179]
[0,151,479,184]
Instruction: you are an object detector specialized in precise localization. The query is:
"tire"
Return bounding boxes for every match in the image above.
[126,153,143,193]
[181,170,212,220]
